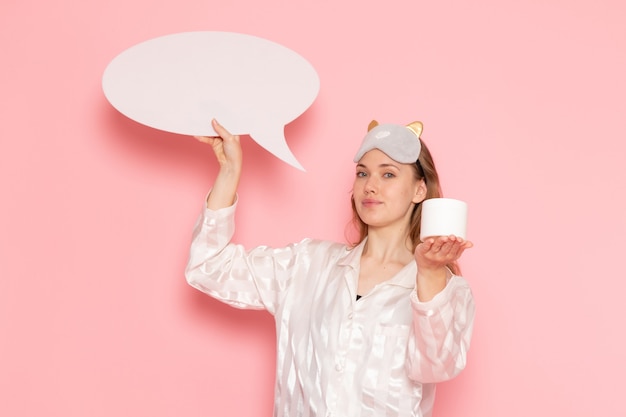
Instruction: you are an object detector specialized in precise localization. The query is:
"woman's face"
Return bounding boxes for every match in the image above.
[353,149,426,230]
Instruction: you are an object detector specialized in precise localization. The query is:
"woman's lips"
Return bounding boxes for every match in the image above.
[361,198,381,207]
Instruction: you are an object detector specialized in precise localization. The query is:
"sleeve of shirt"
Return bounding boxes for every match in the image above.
[184,198,304,315]
[404,275,475,383]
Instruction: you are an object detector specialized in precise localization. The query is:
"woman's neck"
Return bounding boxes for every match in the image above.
[357,230,415,296]
[362,228,414,265]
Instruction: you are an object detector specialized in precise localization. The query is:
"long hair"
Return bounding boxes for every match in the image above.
[349,138,461,275]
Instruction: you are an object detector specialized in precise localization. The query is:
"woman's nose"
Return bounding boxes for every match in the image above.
[364,177,377,193]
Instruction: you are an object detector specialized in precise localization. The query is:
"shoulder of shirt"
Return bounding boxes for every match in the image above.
[296,238,351,255]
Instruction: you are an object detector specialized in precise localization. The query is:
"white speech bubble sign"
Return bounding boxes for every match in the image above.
[102,31,320,170]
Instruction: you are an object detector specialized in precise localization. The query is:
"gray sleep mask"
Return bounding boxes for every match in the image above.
[353,120,423,164]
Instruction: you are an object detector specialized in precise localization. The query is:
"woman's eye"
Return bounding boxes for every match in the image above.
[356,171,367,178]
[383,172,395,178]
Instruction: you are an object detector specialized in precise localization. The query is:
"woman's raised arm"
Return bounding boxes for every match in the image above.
[194,119,242,210]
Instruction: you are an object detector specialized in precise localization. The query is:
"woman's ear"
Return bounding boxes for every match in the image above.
[412,179,427,204]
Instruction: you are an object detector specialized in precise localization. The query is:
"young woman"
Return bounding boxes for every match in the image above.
[185,119,475,417]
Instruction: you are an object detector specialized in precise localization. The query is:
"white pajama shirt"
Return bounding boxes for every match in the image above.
[185,200,475,417]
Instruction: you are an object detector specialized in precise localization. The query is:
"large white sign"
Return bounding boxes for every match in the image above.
[102,31,320,170]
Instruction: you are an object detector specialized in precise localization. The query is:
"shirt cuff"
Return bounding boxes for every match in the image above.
[410,275,462,316]
[202,192,238,224]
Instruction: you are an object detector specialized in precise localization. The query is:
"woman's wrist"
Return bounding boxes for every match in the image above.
[416,267,449,301]
[207,166,241,209]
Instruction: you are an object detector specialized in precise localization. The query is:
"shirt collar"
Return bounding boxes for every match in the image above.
[337,238,366,269]
[338,238,417,289]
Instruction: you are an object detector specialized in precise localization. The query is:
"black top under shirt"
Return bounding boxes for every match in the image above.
[356,294,363,301]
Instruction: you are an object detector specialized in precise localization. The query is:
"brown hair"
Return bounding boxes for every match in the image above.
[348,138,461,275]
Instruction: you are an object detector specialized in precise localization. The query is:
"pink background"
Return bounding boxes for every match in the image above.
[1,0,625,416]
